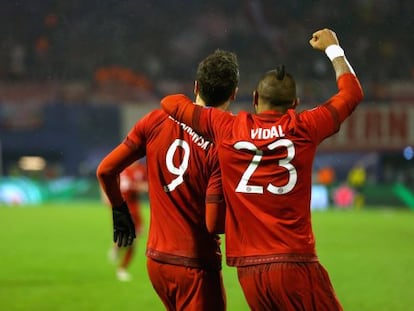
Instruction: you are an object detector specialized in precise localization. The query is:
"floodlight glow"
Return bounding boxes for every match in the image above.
[18,156,46,171]
[403,146,414,161]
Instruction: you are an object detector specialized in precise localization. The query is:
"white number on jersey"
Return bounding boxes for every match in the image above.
[234,139,297,194]
[164,139,190,192]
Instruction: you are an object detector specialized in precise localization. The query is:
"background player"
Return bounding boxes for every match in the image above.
[105,160,148,281]
[161,28,364,310]
[97,50,239,310]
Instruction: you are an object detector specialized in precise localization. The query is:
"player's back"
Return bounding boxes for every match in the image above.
[130,109,221,270]
[218,109,323,266]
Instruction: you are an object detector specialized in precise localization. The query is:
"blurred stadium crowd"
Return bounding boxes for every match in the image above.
[0,1,413,207]
[0,0,413,102]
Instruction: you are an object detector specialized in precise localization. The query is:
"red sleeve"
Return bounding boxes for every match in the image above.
[205,147,225,234]
[205,202,225,234]
[96,143,140,207]
[161,94,199,128]
[161,94,230,143]
[326,73,364,123]
[299,73,364,142]
[97,112,153,207]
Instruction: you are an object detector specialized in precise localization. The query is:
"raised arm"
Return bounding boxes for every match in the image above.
[309,28,364,123]
[310,28,355,79]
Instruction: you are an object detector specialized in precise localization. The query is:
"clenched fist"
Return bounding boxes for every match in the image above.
[309,28,340,51]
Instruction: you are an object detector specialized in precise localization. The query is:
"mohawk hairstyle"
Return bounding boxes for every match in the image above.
[275,64,285,80]
[256,65,296,106]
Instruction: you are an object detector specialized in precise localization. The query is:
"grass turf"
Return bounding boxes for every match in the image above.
[0,201,413,310]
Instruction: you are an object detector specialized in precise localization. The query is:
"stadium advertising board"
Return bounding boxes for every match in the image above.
[320,104,414,151]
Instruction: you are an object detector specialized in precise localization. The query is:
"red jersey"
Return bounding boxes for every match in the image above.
[161,73,363,267]
[119,161,147,203]
[124,109,223,270]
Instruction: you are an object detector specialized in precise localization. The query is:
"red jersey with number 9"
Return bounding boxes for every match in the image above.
[124,109,223,270]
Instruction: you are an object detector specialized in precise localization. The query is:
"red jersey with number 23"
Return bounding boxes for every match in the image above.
[161,73,363,267]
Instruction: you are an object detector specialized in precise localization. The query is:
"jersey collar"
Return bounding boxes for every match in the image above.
[257,110,284,118]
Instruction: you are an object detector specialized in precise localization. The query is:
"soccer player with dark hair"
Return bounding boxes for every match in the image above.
[161,28,364,310]
[97,49,239,310]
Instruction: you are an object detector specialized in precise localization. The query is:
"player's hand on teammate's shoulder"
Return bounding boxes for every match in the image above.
[309,28,340,51]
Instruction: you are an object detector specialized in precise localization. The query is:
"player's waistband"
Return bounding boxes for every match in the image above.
[146,248,222,271]
[227,253,319,267]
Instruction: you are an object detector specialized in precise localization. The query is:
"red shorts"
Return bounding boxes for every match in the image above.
[147,257,226,311]
[237,261,343,311]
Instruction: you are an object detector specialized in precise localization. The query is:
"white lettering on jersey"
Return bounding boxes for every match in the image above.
[168,116,210,150]
[251,125,285,139]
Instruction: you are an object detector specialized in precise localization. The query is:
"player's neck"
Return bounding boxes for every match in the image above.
[257,105,285,114]
[194,96,206,107]
[195,95,230,111]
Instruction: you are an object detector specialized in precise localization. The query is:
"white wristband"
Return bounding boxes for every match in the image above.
[325,45,344,61]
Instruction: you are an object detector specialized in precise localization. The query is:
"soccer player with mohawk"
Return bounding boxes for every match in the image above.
[161,28,363,310]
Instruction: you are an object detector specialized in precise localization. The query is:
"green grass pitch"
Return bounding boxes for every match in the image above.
[1,201,413,310]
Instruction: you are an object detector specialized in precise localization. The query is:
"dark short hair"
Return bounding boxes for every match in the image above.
[256,65,296,106]
[196,49,239,107]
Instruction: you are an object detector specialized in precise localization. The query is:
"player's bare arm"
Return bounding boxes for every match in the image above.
[309,28,354,79]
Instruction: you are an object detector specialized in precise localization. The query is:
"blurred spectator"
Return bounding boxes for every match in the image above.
[332,184,355,209]
[8,43,26,80]
[316,166,336,187]
[0,0,412,100]
[347,165,367,209]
